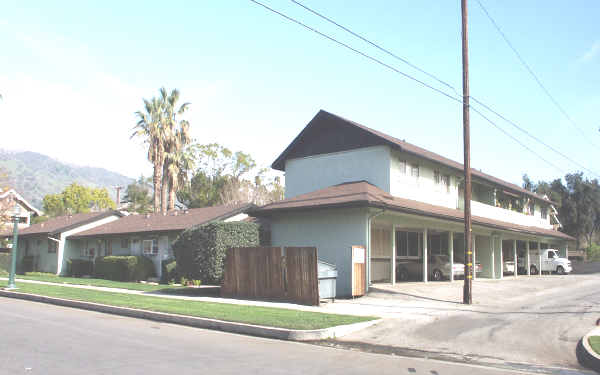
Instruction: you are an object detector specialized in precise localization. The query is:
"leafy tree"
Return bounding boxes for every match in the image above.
[42,183,116,217]
[123,176,153,214]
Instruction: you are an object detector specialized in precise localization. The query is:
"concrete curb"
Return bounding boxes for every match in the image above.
[577,327,600,373]
[0,290,381,341]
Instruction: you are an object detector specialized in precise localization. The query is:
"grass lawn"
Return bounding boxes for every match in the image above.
[0,281,376,330]
[16,273,179,292]
[589,336,600,355]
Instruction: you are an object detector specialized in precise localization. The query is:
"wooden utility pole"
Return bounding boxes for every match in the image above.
[461,0,473,305]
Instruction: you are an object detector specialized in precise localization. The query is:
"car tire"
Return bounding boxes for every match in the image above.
[556,266,565,275]
[530,265,538,275]
[432,269,443,281]
[397,267,409,282]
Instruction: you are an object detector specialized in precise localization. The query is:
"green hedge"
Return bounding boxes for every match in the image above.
[94,256,156,282]
[160,258,178,284]
[67,259,94,277]
[0,253,10,276]
[173,221,259,284]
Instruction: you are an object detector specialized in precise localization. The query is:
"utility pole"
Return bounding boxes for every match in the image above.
[461,0,473,305]
[114,186,123,209]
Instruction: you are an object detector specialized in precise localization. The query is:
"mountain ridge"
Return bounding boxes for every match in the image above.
[0,149,134,211]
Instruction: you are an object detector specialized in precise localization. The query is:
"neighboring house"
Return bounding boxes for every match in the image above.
[11,211,124,274]
[67,203,254,278]
[251,110,575,297]
[0,189,42,235]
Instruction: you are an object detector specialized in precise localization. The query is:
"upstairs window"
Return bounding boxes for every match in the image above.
[528,202,535,215]
[410,164,419,178]
[442,175,451,192]
[541,206,548,219]
[398,160,407,174]
[434,170,441,184]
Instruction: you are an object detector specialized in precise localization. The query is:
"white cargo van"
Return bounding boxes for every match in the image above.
[518,248,572,275]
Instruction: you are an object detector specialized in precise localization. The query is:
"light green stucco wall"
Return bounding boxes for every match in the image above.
[269,207,369,297]
[18,235,58,274]
[284,146,391,199]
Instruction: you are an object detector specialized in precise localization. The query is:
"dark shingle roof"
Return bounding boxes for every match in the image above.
[69,203,254,238]
[17,211,122,237]
[272,110,556,205]
[250,181,574,241]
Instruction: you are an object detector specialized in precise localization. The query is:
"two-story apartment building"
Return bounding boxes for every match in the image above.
[0,188,41,235]
[251,110,574,297]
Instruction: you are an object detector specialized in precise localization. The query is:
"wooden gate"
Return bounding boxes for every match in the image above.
[222,246,319,305]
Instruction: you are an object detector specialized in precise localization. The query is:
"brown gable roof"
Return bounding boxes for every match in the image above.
[272,110,555,205]
[250,181,574,241]
[69,203,254,238]
[17,211,122,237]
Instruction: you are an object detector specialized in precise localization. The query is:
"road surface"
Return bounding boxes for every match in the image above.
[0,297,563,375]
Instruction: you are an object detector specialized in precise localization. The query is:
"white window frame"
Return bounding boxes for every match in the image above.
[410,164,419,179]
[143,239,159,255]
[395,230,422,259]
[121,238,130,250]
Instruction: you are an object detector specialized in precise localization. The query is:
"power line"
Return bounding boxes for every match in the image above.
[290,0,461,99]
[248,0,568,175]
[475,0,600,149]
[288,0,599,178]
[247,0,460,104]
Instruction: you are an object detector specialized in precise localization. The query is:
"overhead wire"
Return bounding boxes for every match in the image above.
[248,0,571,176]
[286,0,599,177]
[475,0,600,150]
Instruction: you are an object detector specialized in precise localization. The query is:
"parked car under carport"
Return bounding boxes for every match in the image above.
[396,255,465,281]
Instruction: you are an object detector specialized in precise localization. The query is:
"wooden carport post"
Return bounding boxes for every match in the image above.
[513,239,518,278]
[391,228,396,285]
[449,231,454,282]
[537,241,542,276]
[472,234,477,280]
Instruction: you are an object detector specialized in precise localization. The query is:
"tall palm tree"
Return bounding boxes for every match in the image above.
[159,88,191,211]
[132,97,164,213]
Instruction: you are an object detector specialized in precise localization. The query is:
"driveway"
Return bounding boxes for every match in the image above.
[324,272,600,372]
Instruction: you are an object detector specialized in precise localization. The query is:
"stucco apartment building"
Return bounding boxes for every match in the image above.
[252,110,575,297]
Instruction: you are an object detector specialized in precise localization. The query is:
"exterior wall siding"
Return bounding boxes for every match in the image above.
[269,207,369,297]
[284,146,391,199]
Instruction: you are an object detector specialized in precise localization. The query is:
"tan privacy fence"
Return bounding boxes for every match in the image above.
[221,246,319,306]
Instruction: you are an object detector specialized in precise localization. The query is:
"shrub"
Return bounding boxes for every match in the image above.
[67,259,94,277]
[0,253,10,276]
[94,256,155,282]
[587,243,600,261]
[160,258,178,284]
[173,221,259,284]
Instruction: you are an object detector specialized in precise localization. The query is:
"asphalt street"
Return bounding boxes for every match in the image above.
[337,274,600,372]
[0,298,556,375]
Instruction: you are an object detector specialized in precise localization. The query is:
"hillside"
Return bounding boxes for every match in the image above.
[0,150,134,210]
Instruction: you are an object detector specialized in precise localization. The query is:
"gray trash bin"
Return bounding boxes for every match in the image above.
[318,261,337,301]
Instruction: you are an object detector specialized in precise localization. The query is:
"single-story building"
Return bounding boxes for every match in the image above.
[67,203,254,277]
[12,211,124,274]
[251,110,576,297]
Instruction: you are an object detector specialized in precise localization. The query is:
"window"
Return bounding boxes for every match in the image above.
[121,238,130,249]
[395,231,420,258]
[442,175,451,192]
[434,170,441,184]
[410,164,419,178]
[541,206,548,219]
[528,202,535,215]
[143,239,159,255]
[428,233,449,255]
[547,251,556,258]
[47,239,58,254]
[398,160,407,175]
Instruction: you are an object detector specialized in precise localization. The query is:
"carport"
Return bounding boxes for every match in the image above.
[368,209,572,286]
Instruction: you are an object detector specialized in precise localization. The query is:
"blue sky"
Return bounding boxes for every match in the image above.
[1,1,598,188]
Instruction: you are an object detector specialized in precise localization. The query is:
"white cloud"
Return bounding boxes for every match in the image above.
[579,41,600,63]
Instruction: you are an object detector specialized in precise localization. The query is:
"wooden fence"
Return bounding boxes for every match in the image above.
[221,246,319,306]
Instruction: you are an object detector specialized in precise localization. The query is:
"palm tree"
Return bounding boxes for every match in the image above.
[159,88,191,211]
[132,96,164,213]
